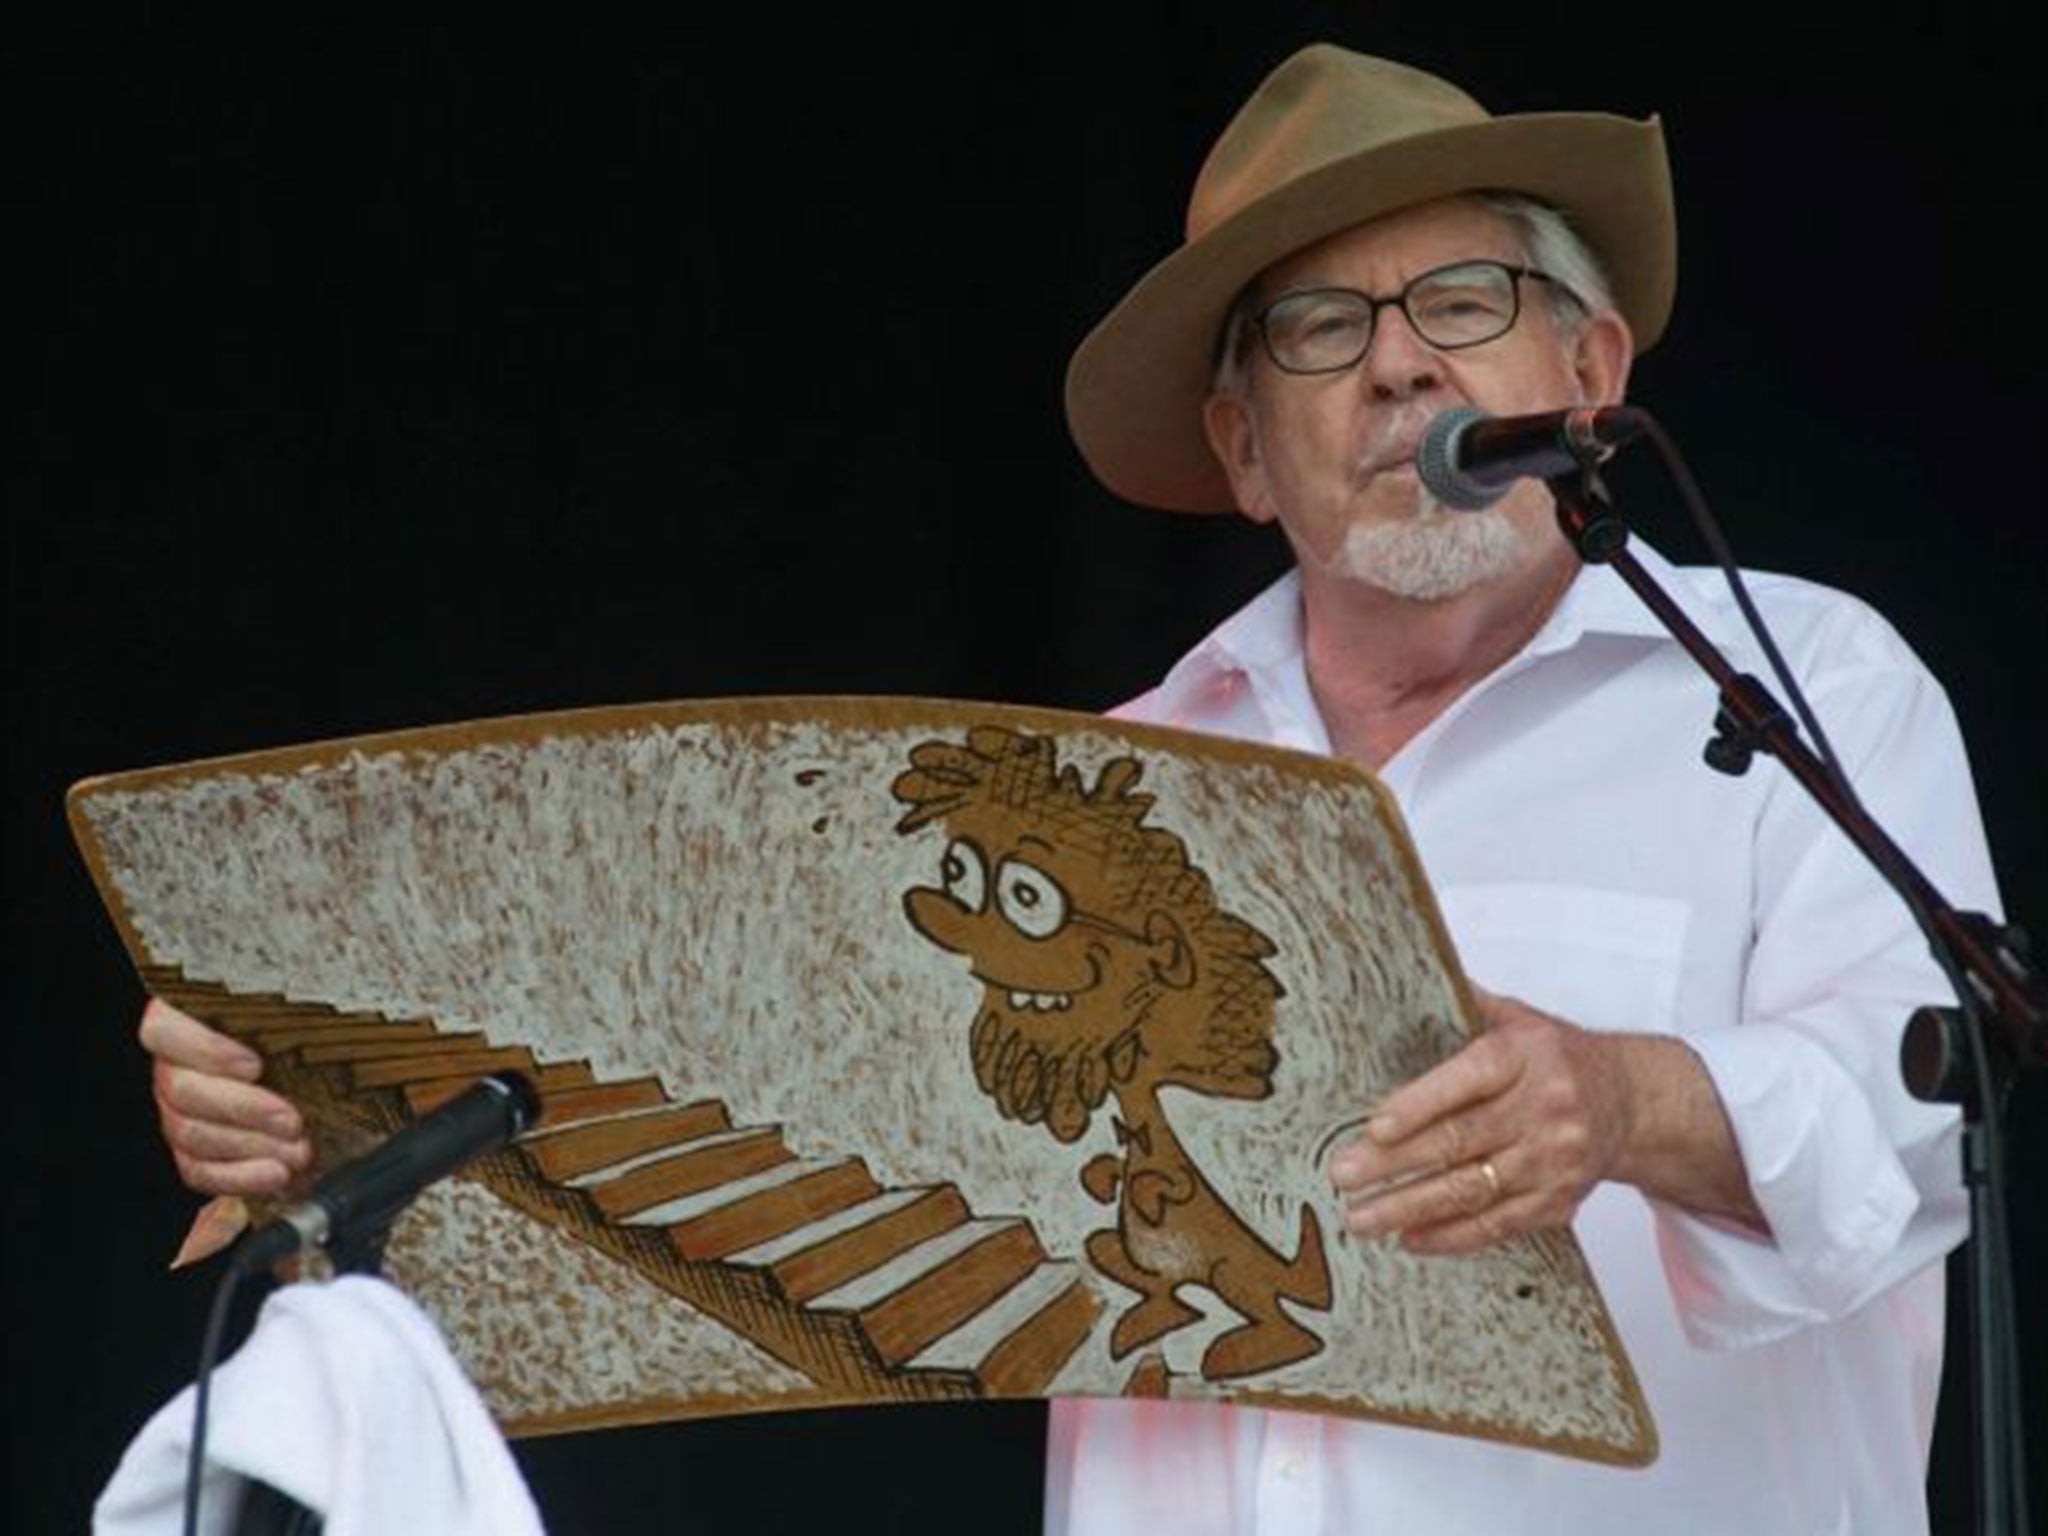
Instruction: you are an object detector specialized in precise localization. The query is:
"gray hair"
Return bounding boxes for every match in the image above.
[1211,192,1619,397]
[1478,191,1617,333]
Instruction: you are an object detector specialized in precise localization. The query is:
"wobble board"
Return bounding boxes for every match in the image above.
[69,697,1654,1464]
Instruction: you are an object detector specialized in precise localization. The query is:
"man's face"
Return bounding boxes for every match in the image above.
[1203,197,1632,601]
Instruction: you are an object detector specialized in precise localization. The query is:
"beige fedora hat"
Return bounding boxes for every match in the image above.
[1065,44,1675,513]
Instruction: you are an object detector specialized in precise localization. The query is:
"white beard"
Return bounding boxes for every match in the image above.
[1329,490,1527,601]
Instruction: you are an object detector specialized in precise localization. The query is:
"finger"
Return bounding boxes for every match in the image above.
[170,1150,300,1199]
[159,1107,308,1196]
[139,999,263,1079]
[1329,1074,1520,1190]
[159,1108,313,1169]
[1364,1033,1523,1152]
[1330,1107,1486,1190]
[154,1059,303,1141]
[1344,1156,1504,1238]
[1399,1192,1556,1256]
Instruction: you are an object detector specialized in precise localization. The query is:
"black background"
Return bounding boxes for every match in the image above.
[12,6,2045,1531]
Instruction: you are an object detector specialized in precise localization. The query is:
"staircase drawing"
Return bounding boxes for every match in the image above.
[144,964,1102,1408]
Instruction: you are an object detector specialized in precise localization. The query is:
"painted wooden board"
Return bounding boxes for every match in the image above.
[69,697,1655,1464]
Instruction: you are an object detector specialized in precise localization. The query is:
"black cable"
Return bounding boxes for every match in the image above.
[184,1260,252,1536]
[1634,412,1856,797]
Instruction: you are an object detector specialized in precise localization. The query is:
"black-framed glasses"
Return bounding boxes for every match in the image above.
[1252,259,1568,375]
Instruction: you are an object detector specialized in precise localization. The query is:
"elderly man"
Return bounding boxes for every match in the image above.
[143,44,1998,1536]
[1057,44,2000,1535]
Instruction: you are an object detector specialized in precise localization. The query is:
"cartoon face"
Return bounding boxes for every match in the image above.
[894,729,1282,1144]
[903,817,1197,1142]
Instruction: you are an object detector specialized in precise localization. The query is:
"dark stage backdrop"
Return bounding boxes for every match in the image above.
[12,7,2044,1531]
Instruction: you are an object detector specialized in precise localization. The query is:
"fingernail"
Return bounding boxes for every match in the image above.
[266,1111,301,1138]
[1367,1114,1399,1143]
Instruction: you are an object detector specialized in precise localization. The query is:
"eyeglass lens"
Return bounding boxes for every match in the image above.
[1260,260,1524,373]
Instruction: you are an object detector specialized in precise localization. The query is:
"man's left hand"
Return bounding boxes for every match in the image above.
[1329,988,1635,1253]
[1327,991,1761,1253]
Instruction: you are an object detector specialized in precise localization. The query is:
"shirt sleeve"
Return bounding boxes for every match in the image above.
[1649,623,2002,1350]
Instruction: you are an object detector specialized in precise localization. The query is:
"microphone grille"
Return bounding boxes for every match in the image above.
[1415,406,1507,512]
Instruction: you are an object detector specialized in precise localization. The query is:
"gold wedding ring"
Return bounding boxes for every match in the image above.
[1479,1158,1502,1201]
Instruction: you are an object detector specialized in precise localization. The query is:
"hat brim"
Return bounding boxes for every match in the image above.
[1064,111,1675,513]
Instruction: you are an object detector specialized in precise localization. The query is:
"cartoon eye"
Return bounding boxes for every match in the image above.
[939,838,988,912]
[994,858,1070,939]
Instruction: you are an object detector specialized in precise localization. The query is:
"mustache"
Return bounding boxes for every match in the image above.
[1353,403,1440,480]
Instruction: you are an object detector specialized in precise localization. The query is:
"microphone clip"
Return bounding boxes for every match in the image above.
[1545,463,1629,563]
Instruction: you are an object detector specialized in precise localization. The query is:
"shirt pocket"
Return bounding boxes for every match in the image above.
[1436,882,1690,1037]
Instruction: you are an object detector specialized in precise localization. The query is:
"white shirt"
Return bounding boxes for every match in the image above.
[1045,546,2000,1536]
[96,1276,545,1536]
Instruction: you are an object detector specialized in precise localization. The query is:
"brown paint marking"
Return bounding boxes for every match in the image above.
[1121,1352,1171,1398]
[977,1278,1104,1398]
[662,1162,880,1261]
[349,1048,539,1089]
[855,1223,1048,1367]
[521,1102,733,1181]
[247,1021,443,1051]
[763,1187,973,1304]
[589,1129,795,1219]
[519,1077,667,1127]
[403,1062,599,1117]
[298,1032,485,1064]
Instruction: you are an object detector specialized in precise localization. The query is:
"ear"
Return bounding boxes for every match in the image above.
[1570,308,1635,407]
[1201,390,1276,525]
[1143,911,1197,990]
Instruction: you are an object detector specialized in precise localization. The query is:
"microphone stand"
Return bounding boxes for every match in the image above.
[1545,461,2043,1536]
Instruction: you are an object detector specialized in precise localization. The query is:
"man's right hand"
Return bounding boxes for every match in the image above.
[139,998,312,1195]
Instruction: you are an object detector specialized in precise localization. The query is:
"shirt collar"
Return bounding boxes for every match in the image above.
[1148,537,1746,733]
[1530,537,1745,657]
[1148,568,1328,752]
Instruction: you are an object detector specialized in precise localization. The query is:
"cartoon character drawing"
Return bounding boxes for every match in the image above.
[893,725,1331,1381]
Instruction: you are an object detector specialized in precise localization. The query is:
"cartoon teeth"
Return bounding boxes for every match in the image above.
[1008,989,1072,1012]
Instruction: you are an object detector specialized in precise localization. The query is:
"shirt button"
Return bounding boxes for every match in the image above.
[1275,1455,1302,1481]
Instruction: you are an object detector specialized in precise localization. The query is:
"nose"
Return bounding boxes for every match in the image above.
[1359,305,1444,402]
[904,887,975,954]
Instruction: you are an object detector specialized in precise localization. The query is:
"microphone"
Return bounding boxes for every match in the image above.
[1416,405,1649,511]
[233,1070,540,1273]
